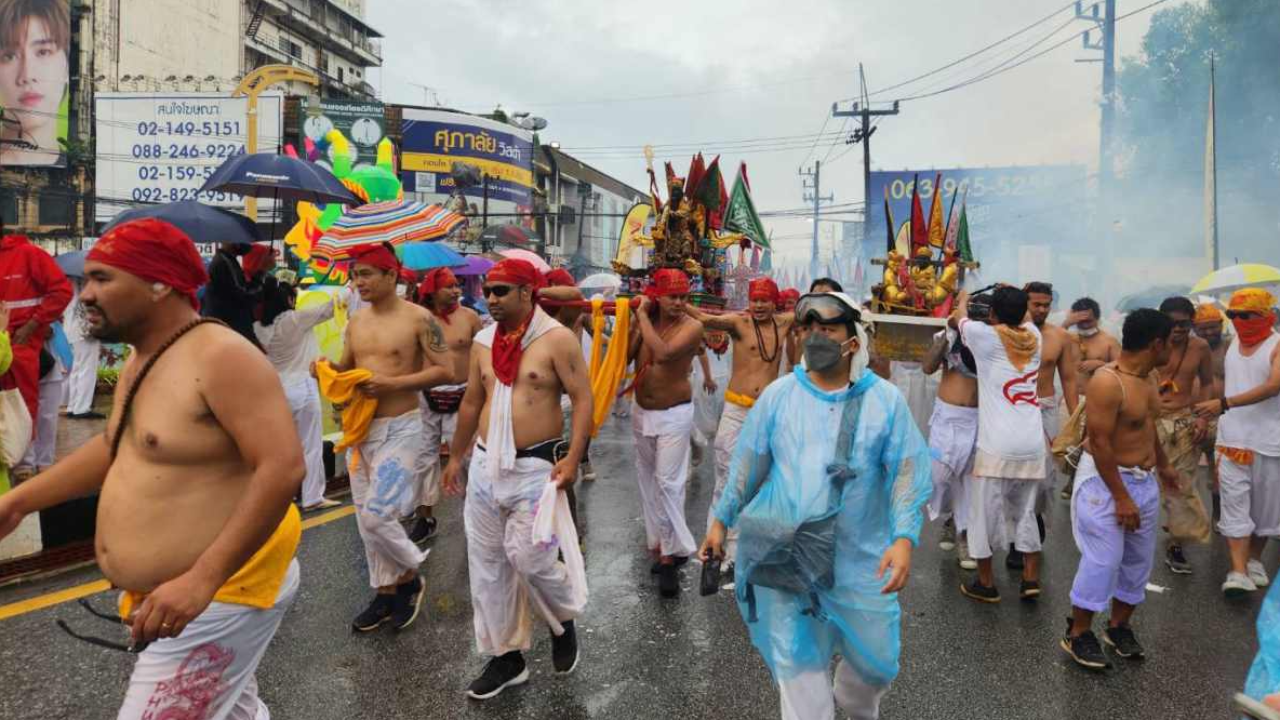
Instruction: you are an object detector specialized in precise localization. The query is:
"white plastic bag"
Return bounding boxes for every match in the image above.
[531,480,587,634]
[0,385,32,467]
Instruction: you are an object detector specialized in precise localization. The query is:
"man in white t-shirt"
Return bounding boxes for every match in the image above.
[949,286,1047,603]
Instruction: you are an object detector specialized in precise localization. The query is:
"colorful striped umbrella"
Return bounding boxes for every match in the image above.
[313,200,468,261]
[1191,264,1280,294]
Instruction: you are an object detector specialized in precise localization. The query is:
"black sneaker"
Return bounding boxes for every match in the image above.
[1020,579,1042,601]
[409,517,439,546]
[466,651,529,700]
[658,563,680,598]
[650,555,689,574]
[551,620,580,674]
[1166,544,1193,575]
[391,574,425,631]
[1006,545,1025,570]
[960,579,1000,603]
[352,594,395,632]
[1060,620,1112,670]
[1103,624,1145,659]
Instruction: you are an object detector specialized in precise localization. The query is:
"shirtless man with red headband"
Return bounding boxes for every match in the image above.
[0,218,305,719]
[315,242,458,634]
[407,267,483,544]
[629,268,705,598]
[685,276,794,574]
[441,258,594,700]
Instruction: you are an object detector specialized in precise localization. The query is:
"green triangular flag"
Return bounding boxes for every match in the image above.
[956,201,973,263]
[724,165,769,248]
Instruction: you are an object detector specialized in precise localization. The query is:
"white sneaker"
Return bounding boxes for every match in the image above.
[1248,559,1271,588]
[1223,571,1259,598]
[957,536,978,571]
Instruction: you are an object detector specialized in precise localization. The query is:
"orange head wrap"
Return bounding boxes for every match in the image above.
[543,268,575,288]
[1230,288,1276,314]
[87,219,209,310]
[748,277,780,304]
[348,243,400,273]
[647,268,691,298]
[1194,302,1224,324]
[487,258,543,288]
[1228,288,1277,346]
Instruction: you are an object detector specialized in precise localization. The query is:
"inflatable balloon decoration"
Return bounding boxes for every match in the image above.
[283,130,403,283]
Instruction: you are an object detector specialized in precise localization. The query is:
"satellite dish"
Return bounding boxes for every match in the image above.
[517,116,548,131]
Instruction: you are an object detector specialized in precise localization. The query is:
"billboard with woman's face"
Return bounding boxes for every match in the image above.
[0,0,69,167]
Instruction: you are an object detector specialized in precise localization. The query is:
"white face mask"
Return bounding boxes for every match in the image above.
[1078,326,1100,337]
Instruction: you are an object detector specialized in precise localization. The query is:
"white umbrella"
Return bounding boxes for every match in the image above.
[578,273,621,290]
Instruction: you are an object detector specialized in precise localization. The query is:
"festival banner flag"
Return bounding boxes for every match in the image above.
[927,172,945,248]
[883,186,897,254]
[760,245,773,272]
[724,163,769,248]
[944,188,966,251]
[909,174,928,251]
[955,198,973,264]
[694,155,724,216]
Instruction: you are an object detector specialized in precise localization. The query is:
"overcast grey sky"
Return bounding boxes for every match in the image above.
[367,0,1188,264]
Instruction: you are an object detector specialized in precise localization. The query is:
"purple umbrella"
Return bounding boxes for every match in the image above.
[455,255,495,276]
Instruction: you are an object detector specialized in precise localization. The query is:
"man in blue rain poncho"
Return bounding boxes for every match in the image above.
[701,292,932,720]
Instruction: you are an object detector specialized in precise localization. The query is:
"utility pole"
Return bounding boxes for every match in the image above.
[1075,0,1117,300]
[799,160,833,283]
[1075,0,1116,185]
[833,65,899,272]
[833,65,900,224]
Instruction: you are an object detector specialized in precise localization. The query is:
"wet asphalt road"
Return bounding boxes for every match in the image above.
[0,412,1270,719]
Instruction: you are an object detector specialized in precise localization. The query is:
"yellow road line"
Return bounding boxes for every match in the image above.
[0,503,357,622]
[0,579,112,621]
[301,504,355,529]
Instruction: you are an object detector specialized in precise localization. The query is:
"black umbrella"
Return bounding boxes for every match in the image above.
[200,152,360,205]
[103,200,263,246]
[1115,284,1191,313]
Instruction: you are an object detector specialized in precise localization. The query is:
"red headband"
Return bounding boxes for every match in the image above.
[348,243,400,273]
[242,244,279,277]
[488,258,543,288]
[418,267,458,297]
[87,219,209,310]
[748,277,779,303]
[648,268,691,297]
[544,268,575,288]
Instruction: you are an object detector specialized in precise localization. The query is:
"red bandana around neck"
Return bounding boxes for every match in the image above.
[491,309,534,386]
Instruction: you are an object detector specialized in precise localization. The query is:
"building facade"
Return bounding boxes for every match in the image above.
[1,0,381,244]
[536,148,646,276]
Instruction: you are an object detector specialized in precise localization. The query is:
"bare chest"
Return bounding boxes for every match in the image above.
[111,364,236,466]
[478,343,562,395]
[350,319,420,368]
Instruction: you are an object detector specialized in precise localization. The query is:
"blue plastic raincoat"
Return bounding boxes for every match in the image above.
[1246,581,1280,703]
[714,365,932,687]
